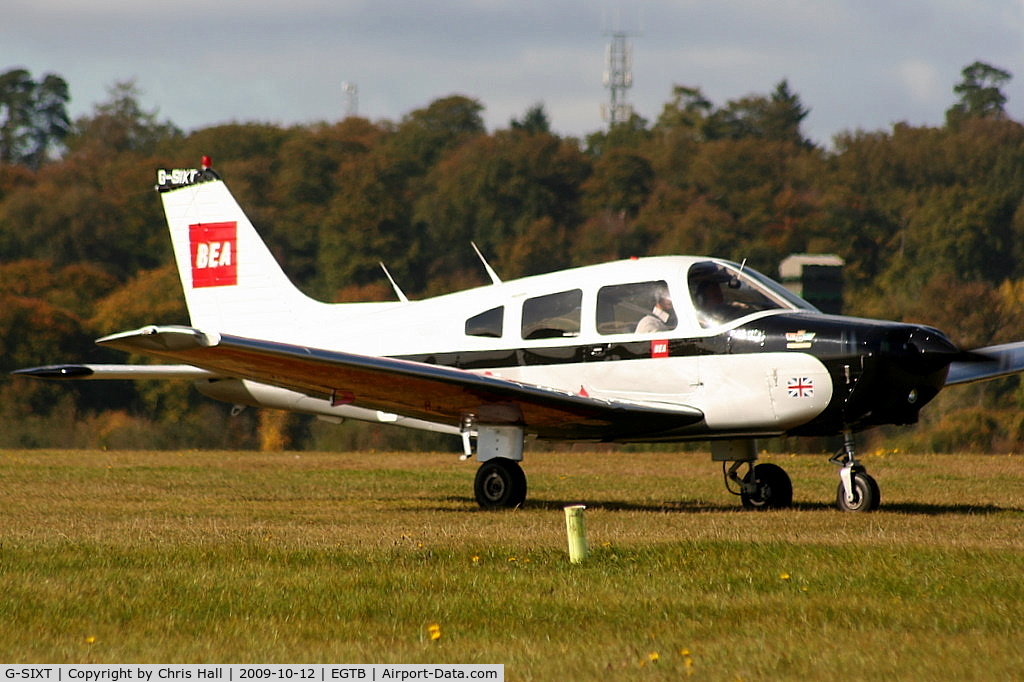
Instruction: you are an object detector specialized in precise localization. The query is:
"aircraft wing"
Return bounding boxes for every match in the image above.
[68,325,704,440]
[945,340,1024,385]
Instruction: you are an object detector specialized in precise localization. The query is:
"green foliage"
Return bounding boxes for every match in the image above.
[7,64,1024,450]
[946,61,1012,127]
[705,79,812,146]
[413,129,590,283]
[66,80,181,154]
[510,102,551,134]
[0,68,70,168]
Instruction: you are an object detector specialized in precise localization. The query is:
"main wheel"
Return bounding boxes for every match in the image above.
[836,470,880,512]
[474,458,527,509]
[741,462,793,510]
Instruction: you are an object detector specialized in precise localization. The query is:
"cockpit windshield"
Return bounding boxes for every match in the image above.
[688,260,817,329]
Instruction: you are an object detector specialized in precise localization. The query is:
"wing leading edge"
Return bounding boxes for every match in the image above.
[92,325,704,441]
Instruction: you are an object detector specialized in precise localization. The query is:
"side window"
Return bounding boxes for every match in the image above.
[597,281,676,335]
[465,306,504,338]
[521,290,582,340]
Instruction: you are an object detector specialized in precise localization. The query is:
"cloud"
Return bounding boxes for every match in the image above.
[898,60,945,107]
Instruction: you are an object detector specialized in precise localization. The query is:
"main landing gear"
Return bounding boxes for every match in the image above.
[474,458,527,508]
[831,431,880,512]
[463,424,528,509]
[717,440,794,510]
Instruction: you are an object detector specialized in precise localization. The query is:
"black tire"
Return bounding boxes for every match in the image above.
[474,458,527,509]
[741,462,793,510]
[836,471,880,512]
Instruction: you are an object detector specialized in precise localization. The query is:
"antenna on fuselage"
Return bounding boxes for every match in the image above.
[379,262,409,303]
[729,258,748,289]
[471,242,502,285]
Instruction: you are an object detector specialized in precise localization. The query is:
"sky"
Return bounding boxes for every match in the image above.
[5,0,1024,147]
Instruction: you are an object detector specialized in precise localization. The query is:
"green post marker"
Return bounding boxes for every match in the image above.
[564,504,589,563]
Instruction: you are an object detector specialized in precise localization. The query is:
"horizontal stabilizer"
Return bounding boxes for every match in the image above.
[95,325,705,441]
[945,340,1024,385]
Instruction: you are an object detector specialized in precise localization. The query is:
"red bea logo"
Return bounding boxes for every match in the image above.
[189,222,237,288]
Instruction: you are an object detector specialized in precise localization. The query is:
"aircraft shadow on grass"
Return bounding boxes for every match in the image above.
[436,497,1017,516]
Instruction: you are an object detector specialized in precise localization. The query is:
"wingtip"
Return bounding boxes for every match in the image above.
[11,365,95,380]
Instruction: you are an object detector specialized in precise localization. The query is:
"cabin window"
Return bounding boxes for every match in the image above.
[597,280,676,335]
[465,306,504,338]
[521,289,582,340]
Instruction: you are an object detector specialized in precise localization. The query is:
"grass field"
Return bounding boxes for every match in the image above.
[2,447,1024,680]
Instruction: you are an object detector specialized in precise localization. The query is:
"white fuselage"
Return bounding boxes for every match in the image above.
[215,256,833,439]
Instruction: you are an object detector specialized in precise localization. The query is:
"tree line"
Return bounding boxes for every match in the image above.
[3,62,1024,453]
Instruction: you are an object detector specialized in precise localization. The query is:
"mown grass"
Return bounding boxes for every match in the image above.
[2,448,1024,680]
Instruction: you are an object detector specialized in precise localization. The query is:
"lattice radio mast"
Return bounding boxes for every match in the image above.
[602,31,634,126]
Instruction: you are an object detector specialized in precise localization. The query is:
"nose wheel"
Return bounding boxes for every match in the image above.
[831,432,881,512]
[835,467,880,512]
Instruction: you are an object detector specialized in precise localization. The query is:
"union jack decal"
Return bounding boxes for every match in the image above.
[787,377,814,398]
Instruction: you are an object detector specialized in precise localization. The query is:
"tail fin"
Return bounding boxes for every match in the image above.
[156,165,328,340]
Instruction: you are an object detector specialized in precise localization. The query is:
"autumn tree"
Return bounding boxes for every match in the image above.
[510,103,552,134]
[0,260,118,435]
[318,146,421,297]
[0,152,172,277]
[67,80,181,154]
[946,61,1012,127]
[0,68,70,168]
[704,80,811,146]
[413,128,590,286]
[575,149,655,264]
[654,85,714,140]
[383,95,485,176]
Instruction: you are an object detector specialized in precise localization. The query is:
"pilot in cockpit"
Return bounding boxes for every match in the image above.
[687,261,736,329]
[635,285,677,333]
[696,278,734,328]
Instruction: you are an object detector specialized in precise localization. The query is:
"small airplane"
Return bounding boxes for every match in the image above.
[16,159,1024,512]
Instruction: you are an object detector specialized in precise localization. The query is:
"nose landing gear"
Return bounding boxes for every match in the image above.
[831,431,880,512]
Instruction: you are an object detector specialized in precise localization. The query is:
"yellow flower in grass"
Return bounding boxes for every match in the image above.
[427,623,442,641]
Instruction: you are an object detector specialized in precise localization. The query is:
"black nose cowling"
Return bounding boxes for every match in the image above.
[855,324,959,427]
[904,326,963,372]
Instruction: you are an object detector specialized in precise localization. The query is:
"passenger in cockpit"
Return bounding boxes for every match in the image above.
[635,285,676,333]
